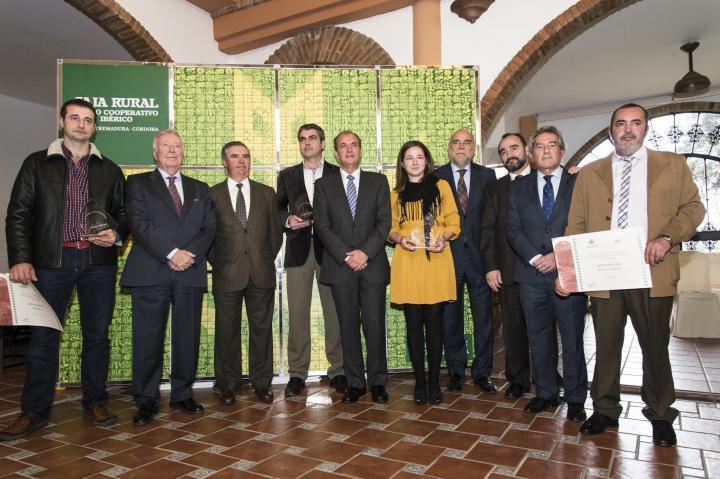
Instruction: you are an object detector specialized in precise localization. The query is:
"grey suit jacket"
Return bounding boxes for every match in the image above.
[313,170,391,285]
[507,168,576,284]
[120,169,216,288]
[208,179,282,292]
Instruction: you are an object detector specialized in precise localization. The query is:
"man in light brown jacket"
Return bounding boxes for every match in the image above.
[558,103,705,447]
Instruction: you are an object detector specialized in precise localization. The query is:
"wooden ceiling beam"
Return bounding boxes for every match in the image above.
[207,0,412,54]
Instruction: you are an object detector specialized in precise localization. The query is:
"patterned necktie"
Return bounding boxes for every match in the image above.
[346,174,357,219]
[542,175,554,221]
[236,183,248,228]
[617,157,633,229]
[457,169,468,214]
[167,176,182,214]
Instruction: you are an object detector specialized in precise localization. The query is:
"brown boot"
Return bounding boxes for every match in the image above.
[0,412,48,441]
[83,404,117,426]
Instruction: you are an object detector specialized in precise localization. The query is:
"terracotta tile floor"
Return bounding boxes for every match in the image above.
[0,320,717,478]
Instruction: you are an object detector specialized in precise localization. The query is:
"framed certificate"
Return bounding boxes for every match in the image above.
[552,227,652,293]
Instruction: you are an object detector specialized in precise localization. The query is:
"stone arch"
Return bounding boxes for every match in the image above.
[566,101,720,166]
[481,0,642,145]
[65,0,172,62]
[265,26,394,65]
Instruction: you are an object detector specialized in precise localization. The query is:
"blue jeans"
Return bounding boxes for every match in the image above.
[22,247,117,420]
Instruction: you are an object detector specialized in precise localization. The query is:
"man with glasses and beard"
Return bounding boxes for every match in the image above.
[480,133,532,400]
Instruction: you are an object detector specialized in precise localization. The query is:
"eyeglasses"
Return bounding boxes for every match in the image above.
[451,139,473,146]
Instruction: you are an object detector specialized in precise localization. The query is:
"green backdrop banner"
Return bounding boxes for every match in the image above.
[58,62,479,383]
[60,62,169,165]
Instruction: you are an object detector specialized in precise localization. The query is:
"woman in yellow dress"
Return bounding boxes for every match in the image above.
[388,140,460,405]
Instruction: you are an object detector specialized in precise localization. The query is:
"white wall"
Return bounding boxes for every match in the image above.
[118,0,576,96]
[0,95,57,271]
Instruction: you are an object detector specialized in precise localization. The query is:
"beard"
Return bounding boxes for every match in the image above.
[504,156,527,173]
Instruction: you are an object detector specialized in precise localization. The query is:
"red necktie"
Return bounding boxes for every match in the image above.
[168,176,182,214]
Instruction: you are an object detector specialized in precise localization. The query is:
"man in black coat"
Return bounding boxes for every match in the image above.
[121,130,216,426]
[480,133,532,400]
[277,124,344,397]
[435,129,498,393]
[507,126,587,421]
[314,131,391,404]
[2,98,127,440]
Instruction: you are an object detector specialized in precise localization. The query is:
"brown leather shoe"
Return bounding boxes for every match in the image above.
[0,412,48,441]
[83,404,117,427]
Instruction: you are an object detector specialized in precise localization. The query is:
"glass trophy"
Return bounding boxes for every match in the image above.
[408,212,439,250]
[293,193,314,221]
[80,198,118,239]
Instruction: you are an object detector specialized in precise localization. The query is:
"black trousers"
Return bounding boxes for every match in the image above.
[499,283,531,389]
[404,303,444,388]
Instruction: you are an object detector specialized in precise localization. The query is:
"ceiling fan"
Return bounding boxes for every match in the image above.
[673,41,711,99]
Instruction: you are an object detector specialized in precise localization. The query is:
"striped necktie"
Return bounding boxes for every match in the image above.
[457,169,468,215]
[167,176,182,214]
[617,157,632,229]
[346,174,357,219]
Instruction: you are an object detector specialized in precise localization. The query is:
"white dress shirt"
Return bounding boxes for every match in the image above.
[611,146,648,235]
[535,166,562,203]
[226,176,251,216]
[340,168,361,195]
[303,160,325,204]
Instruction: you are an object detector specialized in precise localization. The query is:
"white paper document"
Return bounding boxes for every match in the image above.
[552,227,652,293]
[0,273,63,330]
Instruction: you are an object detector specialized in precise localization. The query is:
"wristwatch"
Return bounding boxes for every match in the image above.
[659,234,673,245]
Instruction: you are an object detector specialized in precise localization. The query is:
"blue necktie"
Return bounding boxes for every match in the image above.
[346,174,357,219]
[542,175,554,221]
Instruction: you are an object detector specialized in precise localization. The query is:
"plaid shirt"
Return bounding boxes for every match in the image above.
[61,143,90,242]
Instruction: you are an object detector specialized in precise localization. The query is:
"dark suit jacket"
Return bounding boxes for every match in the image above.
[313,170,391,285]
[276,161,339,267]
[507,168,576,284]
[120,169,216,288]
[208,179,282,292]
[435,162,497,273]
[480,175,517,284]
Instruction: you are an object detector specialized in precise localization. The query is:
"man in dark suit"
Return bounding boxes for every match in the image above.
[507,126,587,421]
[480,133,532,400]
[210,141,282,405]
[435,129,498,393]
[277,124,344,397]
[121,130,215,426]
[560,103,704,446]
[314,131,391,404]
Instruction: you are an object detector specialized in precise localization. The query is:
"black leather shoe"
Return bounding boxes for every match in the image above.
[413,385,427,405]
[329,375,347,393]
[651,420,677,447]
[524,396,561,414]
[219,390,236,406]
[474,376,497,394]
[254,386,274,403]
[504,383,527,399]
[429,387,442,405]
[580,412,619,435]
[371,385,388,403]
[133,403,159,427]
[285,377,305,397]
[566,402,587,422]
[342,387,366,404]
[447,373,464,392]
[170,398,204,415]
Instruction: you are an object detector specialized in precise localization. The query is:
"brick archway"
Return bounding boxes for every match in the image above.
[480,0,642,145]
[65,0,172,62]
[265,26,395,65]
